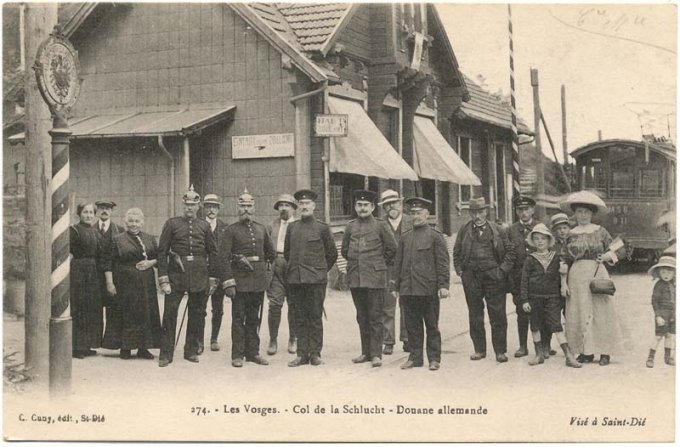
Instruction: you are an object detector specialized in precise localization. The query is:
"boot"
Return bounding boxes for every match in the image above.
[287,338,297,354]
[267,339,278,356]
[664,348,675,366]
[515,318,529,358]
[528,342,544,366]
[647,349,656,368]
[268,311,281,355]
[560,343,582,368]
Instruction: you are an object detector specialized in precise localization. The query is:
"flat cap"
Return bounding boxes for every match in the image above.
[95,200,116,208]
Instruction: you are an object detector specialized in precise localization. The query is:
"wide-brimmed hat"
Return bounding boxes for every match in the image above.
[550,212,570,229]
[526,223,555,248]
[274,193,297,210]
[95,200,116,208]
[468,197,489,211]
[203,193,222,207]
[378,189,402,206]
[182,185,200,204]
[559,190,608,215]
[404,197,432,211]
[648,256,676,278]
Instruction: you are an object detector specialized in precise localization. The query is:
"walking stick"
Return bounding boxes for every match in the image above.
[175,294,189,349]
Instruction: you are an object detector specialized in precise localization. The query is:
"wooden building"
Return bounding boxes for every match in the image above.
[7,3,532,236]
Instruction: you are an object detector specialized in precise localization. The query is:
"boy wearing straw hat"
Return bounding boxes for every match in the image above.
[519,223,581,368]
[646,256,676,368]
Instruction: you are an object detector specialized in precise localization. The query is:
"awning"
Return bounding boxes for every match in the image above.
[412,116,481,185]
[327,96,419,181]
[8,105,236,144]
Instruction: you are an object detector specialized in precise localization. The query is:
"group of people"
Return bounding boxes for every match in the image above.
[69,185,675,370]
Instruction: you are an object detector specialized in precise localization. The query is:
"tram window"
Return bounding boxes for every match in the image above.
[640,169,662,197]
[583,163,606,191]
[611,168,635,197]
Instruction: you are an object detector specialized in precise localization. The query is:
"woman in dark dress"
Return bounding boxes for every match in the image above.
[102,208,162,359]
[71,203,107,359]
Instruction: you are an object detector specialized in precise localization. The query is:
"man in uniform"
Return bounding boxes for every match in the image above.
[285,189,337,367]
[342,190,397,367]
[379,189,412,355]
[507,195,538,358]
[157,186,220,367]
[453,197,515,363]
[94,200,124,307]
[200,193,229,353]
[392,197,450,371]
[266,194,297,356]
[222,189,276,367]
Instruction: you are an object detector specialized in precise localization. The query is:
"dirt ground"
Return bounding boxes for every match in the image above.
[3,271,675,442]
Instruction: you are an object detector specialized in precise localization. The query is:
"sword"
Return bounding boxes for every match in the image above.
[175,294,189,349]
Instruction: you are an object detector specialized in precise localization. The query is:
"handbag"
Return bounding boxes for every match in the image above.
[589,262,616,296]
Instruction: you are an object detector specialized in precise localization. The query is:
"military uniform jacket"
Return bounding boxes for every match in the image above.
[453,220,515,277]
[158,216,220,293]
[508,220,537,293]
[222,219,276,293]
[341,216,397,289]
[284,216,338,285]
[394,225,450,296]
[386,214,413,278]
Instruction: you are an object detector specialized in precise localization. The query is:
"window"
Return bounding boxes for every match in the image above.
[329,173,365,219]
[421,178,436,214]
[457,136,472,203]
[610,168,635,197]
[583,159,606,192]
[640,169,662,197]
[610,150,636,198]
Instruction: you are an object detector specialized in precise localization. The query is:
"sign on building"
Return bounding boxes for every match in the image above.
[314,114,348,137]
[232,133,295,159]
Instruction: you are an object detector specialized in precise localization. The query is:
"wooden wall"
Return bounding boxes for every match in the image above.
[69,4,307,227]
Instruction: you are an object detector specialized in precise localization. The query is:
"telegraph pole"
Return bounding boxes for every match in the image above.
[24,2,58,390]
[531,69,545,216]
[561,85,569,167]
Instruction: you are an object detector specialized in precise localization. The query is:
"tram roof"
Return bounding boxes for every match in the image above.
[571,139,676,161]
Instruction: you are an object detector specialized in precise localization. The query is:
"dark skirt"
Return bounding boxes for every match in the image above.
[102,264,162,350]
[71,258,103,351]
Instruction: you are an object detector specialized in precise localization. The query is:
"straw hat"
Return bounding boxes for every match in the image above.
[559,190,608,215]
[378,189,402,206]
[648,256,676,278]
[526,223,555,248]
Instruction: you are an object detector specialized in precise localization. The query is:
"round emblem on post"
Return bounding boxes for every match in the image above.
[34,27,81,113]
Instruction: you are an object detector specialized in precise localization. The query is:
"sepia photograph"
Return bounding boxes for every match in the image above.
[2,1,677,442]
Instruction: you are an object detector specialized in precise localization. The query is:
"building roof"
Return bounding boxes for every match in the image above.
[456,75,533,135]
[9,105,236,143]
[275,3,351,53]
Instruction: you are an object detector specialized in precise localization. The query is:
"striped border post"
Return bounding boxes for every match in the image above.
[49,114,72,396]
[507,4,521,203]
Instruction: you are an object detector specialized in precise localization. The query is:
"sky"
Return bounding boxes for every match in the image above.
[438,3,676,162]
